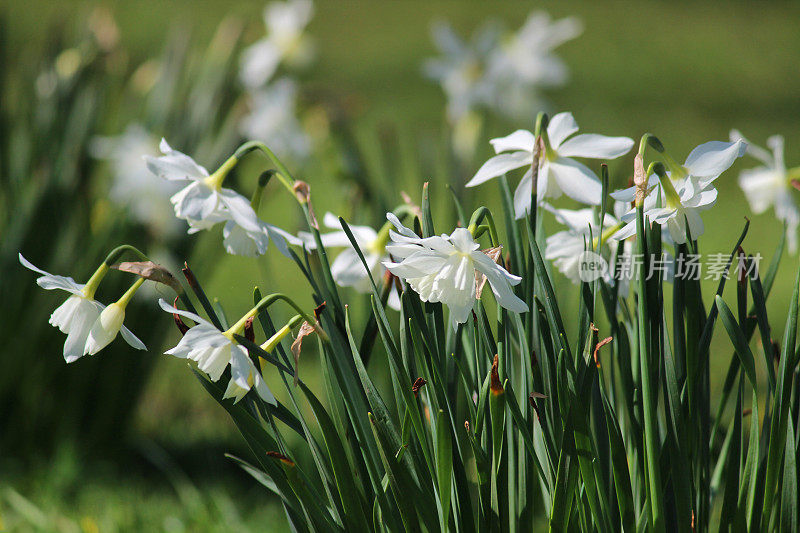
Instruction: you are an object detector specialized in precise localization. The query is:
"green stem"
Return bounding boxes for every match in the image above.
[638,133,664,158]
[103,244,149,266]
[260,314,304,352]
[225,293,327,343]
[233,141,297,196]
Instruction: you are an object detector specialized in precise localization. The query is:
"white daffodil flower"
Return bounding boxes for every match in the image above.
[239,0,314,89]
[223,218,299,258]
[611,139,747,206]
[145,139,294,257]
[611,139,745,245]
[543,202,625,283]
[239,78,310,161]
[486,12,581,118]
[423,21,501,123]
[90,124,183,237]
[19,254,145,362]
[731,130,799,253]
[467,112,634,217]
[223,353,276,404]
[613,175,719,245]
[299,213,400,309]
[160,300,272,402]
[382,214,528,328]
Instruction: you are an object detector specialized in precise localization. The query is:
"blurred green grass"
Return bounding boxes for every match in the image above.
[4,0,800,530]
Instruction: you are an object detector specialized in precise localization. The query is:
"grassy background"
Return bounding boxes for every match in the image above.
[3,0,800,530]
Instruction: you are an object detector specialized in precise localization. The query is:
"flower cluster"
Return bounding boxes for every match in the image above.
[465,112,749,283]
[382,214,528,328]
[90,0,313,238]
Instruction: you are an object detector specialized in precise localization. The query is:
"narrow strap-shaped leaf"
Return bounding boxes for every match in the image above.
[368,412,422,533]
[748,260,777,390]
[435,409,454,532]
[780,416,798,532]
[762,264,800,528]
[714,295,758,391]
[600,389,635,532]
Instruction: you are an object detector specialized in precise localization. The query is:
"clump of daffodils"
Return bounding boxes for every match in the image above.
[23,99,800,533]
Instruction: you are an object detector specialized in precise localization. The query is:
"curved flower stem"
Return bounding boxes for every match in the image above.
[260,314,304,352]
[638,133,664,159]
[467,206,500,248]
[83,244,151,298]
[226,293,328,343]
[103,244,149,266]
[233,141,297,197]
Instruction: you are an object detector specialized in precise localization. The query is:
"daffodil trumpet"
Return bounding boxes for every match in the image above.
[86,277,147,355]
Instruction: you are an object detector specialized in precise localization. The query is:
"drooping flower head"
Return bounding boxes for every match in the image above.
[144,139,296,257]
[382,214,527,328]
[467,112,633,218]
[611,139,746,244]
[159,299,275,404]
[19,254,145,362]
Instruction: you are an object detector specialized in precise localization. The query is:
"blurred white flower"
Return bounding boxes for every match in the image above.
[239,78,311,161]
[487,12,582,118]
[19,254,144,362]
[467,112,633,217]
[240,0,314,88]
[423,21,501,123]
[382,214,528,328]
[299,213,400,309]
[90,124,183,237]
[424,12,581,123]
[731,130,799,253]
[145,139,294,257]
